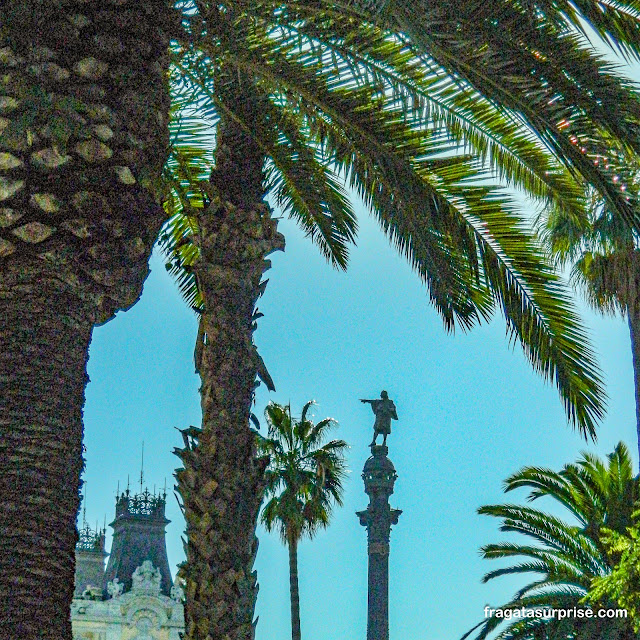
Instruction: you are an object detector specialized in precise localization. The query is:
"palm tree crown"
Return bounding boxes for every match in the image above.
[257,401,348,640]
[164,0,640,436]
[464,443,637,640]
[258,401,348,544]
[541,183,640,459]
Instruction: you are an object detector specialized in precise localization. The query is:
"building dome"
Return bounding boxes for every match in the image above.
[362,445,397,493]
[363,450,396,475]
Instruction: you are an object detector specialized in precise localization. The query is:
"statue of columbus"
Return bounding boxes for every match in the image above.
[360,390,398,446]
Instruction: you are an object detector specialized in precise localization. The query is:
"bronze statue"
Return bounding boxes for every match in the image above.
[361,391,398,446]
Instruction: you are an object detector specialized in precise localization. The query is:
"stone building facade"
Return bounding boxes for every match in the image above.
[71,488,184,640]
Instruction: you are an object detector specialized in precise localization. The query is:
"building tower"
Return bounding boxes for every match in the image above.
[103,487,173,596]
[357,444,402,640]
[71,483,184,640]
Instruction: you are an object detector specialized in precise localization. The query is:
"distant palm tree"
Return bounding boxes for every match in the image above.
[464,443,638,640]
[256,401,348,640]
[542,190,640,461]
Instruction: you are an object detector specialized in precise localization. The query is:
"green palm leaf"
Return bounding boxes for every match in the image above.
[257,401,348,540]
[465,444,637,640]
[167,15,610,432]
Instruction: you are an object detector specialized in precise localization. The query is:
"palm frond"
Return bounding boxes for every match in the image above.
[160,0,640,435]
[466,446,638,640]
[257,401,348,546]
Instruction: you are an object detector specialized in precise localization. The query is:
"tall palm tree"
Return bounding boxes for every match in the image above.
[463,443,638,640]
[0,2,178,637]
[161,2,640,638]
[542,188,640,461]
[256,401,348,640]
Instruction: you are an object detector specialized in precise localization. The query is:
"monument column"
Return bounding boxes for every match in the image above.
[357,392,402,640]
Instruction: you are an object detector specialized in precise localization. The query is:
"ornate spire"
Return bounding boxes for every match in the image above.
[74,490,107,598]
[139,441,145,493]
[114,486,167,520]
[104,482,173,597]
[76,522,106,553]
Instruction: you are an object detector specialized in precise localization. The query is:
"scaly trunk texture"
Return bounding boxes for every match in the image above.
[0,1,175,636]
[625,255,640,466]
[0,265,92,638]
[175,106,284,639]
[628,300,640,464]
[288,536,302,640]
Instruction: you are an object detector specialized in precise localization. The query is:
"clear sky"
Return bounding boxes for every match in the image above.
[81,186,636,640]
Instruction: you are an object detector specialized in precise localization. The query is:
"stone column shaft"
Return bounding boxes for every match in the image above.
[357,445,401,640]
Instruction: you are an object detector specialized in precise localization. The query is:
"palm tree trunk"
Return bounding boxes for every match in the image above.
[0,2,175,636]
[628,301,640,464]
[175,105,284,639]
[288,536,302,640]
[0,264,93,639]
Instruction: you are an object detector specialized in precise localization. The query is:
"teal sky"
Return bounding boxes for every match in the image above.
[82,188,636,640]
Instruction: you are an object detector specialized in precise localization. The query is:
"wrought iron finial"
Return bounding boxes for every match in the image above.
[115,486,167,519]
[76,522,105,552]
[81,481,87,528]
[139,441,145,493]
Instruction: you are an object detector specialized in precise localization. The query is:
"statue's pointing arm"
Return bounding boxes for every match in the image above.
[360,399,379,415]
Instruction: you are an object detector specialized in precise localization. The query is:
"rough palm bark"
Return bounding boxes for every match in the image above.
[288,535,302,640]
[175,106,284,639]
[0,266,92,637]
[588,249,640,464]
[628,294,640,463]
[0,1,175,637]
